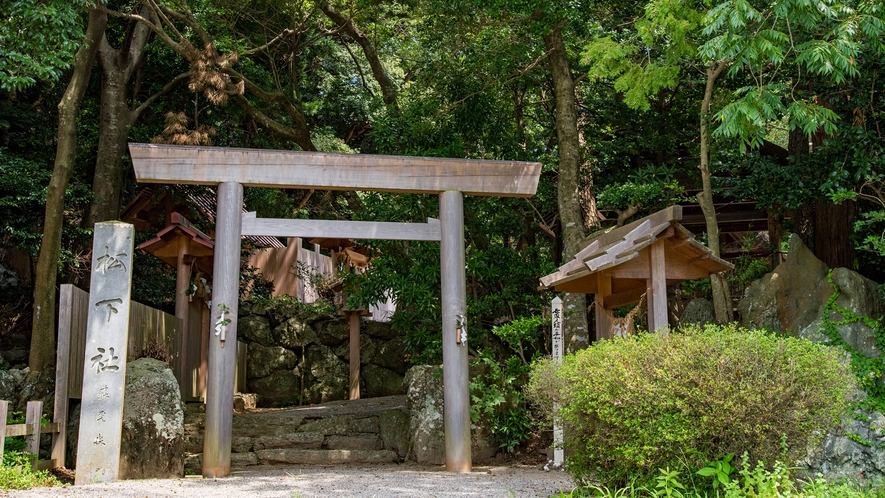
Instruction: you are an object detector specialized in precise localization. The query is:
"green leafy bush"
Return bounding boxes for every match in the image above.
[0,452,59,490]
[527,324,855,487]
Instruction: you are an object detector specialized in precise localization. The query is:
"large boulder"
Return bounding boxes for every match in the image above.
[403,365,497,464]
[0,368,26,403]
[738,235,832,333]
[119,358,185,479]
[272,318,319,350]
[680,298,715,327]
[804,409,885,484]
[14,368,54,413]
[366,320,399,340]
[246,344,297,379]
[738,235,885,358]
[378,409,411,459]
[404,365,446,464]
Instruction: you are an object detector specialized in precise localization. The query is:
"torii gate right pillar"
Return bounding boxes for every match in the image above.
[439,190,471,473]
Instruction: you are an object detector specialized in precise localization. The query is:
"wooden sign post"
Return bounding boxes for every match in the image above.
[551,296,564,467]
[75,222,134,484]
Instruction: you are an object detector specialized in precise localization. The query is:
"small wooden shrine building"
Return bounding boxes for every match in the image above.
[540,206,733,337]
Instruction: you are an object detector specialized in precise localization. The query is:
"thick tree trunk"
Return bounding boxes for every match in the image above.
[699,62,732,324]
[813,199,857,269]
[30,9,108,373]
[86,7,154,226]
[86,65,131,225]
[544,27,590,350]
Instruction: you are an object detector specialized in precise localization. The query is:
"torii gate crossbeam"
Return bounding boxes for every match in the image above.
[128,143,541,476]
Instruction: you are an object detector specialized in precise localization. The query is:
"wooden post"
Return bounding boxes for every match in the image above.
[203,182,243,478]
[648,240,668,333]
[52,285,74,468]
[595,274,612,340]
[25,401,42,466]
[175,240,191,390]
[551,297,564,467]
[349,312,360,400]
[440,190,471,473]
[0,400,7,456]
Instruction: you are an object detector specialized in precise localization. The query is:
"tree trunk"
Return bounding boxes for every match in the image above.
[544,26,590,350]
[86,6,154,226]
[813,199,857,269]
[29,9,108,374]
[699,62,732,324]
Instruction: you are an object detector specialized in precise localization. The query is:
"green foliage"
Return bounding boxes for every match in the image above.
[527,324,855,488]
[696,454,734,489]
[0,0,93,91]
[597,181,683,222]
[727,254,770,289]
[561,455,885,497]
[470,349,533,453]
[246,294,338,325]
[0,451,59,490]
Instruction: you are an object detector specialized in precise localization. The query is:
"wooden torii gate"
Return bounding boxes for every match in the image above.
[128,143,541,476]
[540,206,733,337]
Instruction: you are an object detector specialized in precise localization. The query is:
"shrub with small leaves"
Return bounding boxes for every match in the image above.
[527,324,855,487]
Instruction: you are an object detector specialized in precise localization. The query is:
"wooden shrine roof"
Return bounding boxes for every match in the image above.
[137,212,216,272]
[540,206,733,305]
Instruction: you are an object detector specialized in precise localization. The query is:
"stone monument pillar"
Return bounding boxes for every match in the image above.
[75,221,134,484]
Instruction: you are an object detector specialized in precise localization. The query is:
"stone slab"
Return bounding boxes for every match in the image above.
[252,432,324,451]
[326,434,382,451]
[75,222,134,485]
[255,449,397,465]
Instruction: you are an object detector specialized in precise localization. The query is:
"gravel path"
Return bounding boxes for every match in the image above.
[3,463,575,498]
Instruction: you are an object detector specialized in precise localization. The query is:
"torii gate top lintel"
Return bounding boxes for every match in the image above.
[129,143,541,198]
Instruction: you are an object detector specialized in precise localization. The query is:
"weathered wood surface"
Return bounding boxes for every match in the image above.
[0,400,7,455]
[242,214,442,241]
[648,240,668,333]
[129,143,541,197]
[4,422,62,438]
[24,401,41,461]
[53,285,74,467]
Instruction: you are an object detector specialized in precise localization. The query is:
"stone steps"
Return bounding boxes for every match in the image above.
[184,395,409,472]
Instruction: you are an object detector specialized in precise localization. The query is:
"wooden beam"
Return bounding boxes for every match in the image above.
[595,274,612,340]
[129,144,541,197]
[604,287,647,309]
[243,214,442,241]
[648,240,668,333]
[52,285,73,468]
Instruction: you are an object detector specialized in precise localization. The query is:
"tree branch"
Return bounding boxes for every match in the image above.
[132,71,191,122]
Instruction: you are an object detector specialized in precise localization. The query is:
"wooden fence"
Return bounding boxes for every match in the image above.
[58,284,247,402]
[0,400,60,471]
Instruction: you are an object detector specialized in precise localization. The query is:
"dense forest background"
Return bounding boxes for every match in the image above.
[1,0,884,392]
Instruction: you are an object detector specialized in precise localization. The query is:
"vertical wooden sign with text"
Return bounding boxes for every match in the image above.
[551,296,564,467]
[75,222,134,485]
